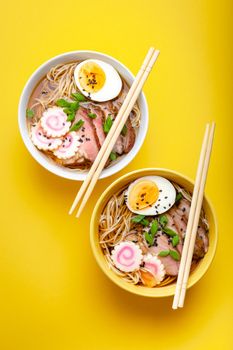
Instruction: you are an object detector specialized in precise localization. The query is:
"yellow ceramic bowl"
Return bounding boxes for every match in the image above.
[90,168,217,297]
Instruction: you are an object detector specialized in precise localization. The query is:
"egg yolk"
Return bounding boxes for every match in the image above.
[78,61,106,93]
[128,180,159,210]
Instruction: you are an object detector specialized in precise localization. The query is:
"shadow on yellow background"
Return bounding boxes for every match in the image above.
[0,0,232,349]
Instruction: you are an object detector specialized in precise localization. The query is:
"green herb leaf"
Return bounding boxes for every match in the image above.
[145,231,153,246]
[56,99,71,108]
[158,250,170,257]
[69,101,79,111]
[103,115,113,133]
[141,219,149,226]
[71,92,86,102]
[150,220,158,235]
[172,235,180,247]
[121,124,127,136]
[159,215,168,227]
[175,192,183,202]
[163,227,177,237]
[70,119,84,132]
[109,152,117,161]
[26,108,34,118]
[169,249,180,261]
[64,108,73,115]
[131,215,145,223]
[88,113,97,119]
[67,112,75,122]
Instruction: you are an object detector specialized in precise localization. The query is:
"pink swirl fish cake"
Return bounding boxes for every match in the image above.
[111,241,143,272]
[53,132,80,159]
[41,107,71,137]
[30,123,62,151]
[143,254,165,284]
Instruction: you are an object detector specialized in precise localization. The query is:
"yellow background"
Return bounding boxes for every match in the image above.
[1,0,232,349]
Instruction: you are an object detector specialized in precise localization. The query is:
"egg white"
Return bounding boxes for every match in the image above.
[74,59,122,102]
[126,176,176,216]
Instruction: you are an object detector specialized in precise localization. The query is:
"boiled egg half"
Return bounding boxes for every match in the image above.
[125,176,176,216]
[74,59,122,102]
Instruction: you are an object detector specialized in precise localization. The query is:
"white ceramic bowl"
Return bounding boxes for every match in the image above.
[18,51,149,181]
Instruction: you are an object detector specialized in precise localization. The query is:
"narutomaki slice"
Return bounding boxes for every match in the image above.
[41,107,71,137]
[143,253,165,284]
[111,241,143,273]
[30,123,62,151]
[53,132,80,159]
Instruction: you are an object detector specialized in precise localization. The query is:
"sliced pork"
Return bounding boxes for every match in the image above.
[149,234,180,276]
[73,108,100,163]
[88,106,106,147]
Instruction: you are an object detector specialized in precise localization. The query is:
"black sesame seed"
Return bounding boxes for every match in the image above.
[158,199,161,201]
[182,208,186,212]
[163,207,166,209]
[146,201,149,204]
[181,228,183,232]
[165,196,168,199]
[159,190,162,192]
[48,143,51,146]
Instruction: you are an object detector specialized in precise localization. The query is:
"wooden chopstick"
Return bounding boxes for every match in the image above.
[172,123,210,309]
[75,49,160,218]
[69,47,156,215]
[178,122,215,307]
[172,122,215,309]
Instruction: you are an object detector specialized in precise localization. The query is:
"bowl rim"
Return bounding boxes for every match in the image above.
[18,50,149,181]
[90,167,218,297]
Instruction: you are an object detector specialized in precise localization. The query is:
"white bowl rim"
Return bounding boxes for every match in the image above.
[18,50,149,181]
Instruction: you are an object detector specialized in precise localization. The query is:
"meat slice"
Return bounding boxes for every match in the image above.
[167,199,209,260]
[175,198,190,222]
[81,101,136,156]
[166,213,183,254]
[122,118,136,153]
[149,234,180,276]
[169,208,187,238]
[88,106,106,147]
[112,118,136,155]
[112,135,124,155]
[194,225,209,259]
[73,108,99,163]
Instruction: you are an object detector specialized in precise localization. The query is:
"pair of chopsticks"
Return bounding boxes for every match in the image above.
[69,47,160,218]
[172,122,215,309]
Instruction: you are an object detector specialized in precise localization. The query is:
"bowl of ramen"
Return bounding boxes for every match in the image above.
[90,168,217,297]
[18,51,148,180]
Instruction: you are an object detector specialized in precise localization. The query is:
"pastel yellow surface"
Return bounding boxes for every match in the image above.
[0,0,232,349]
